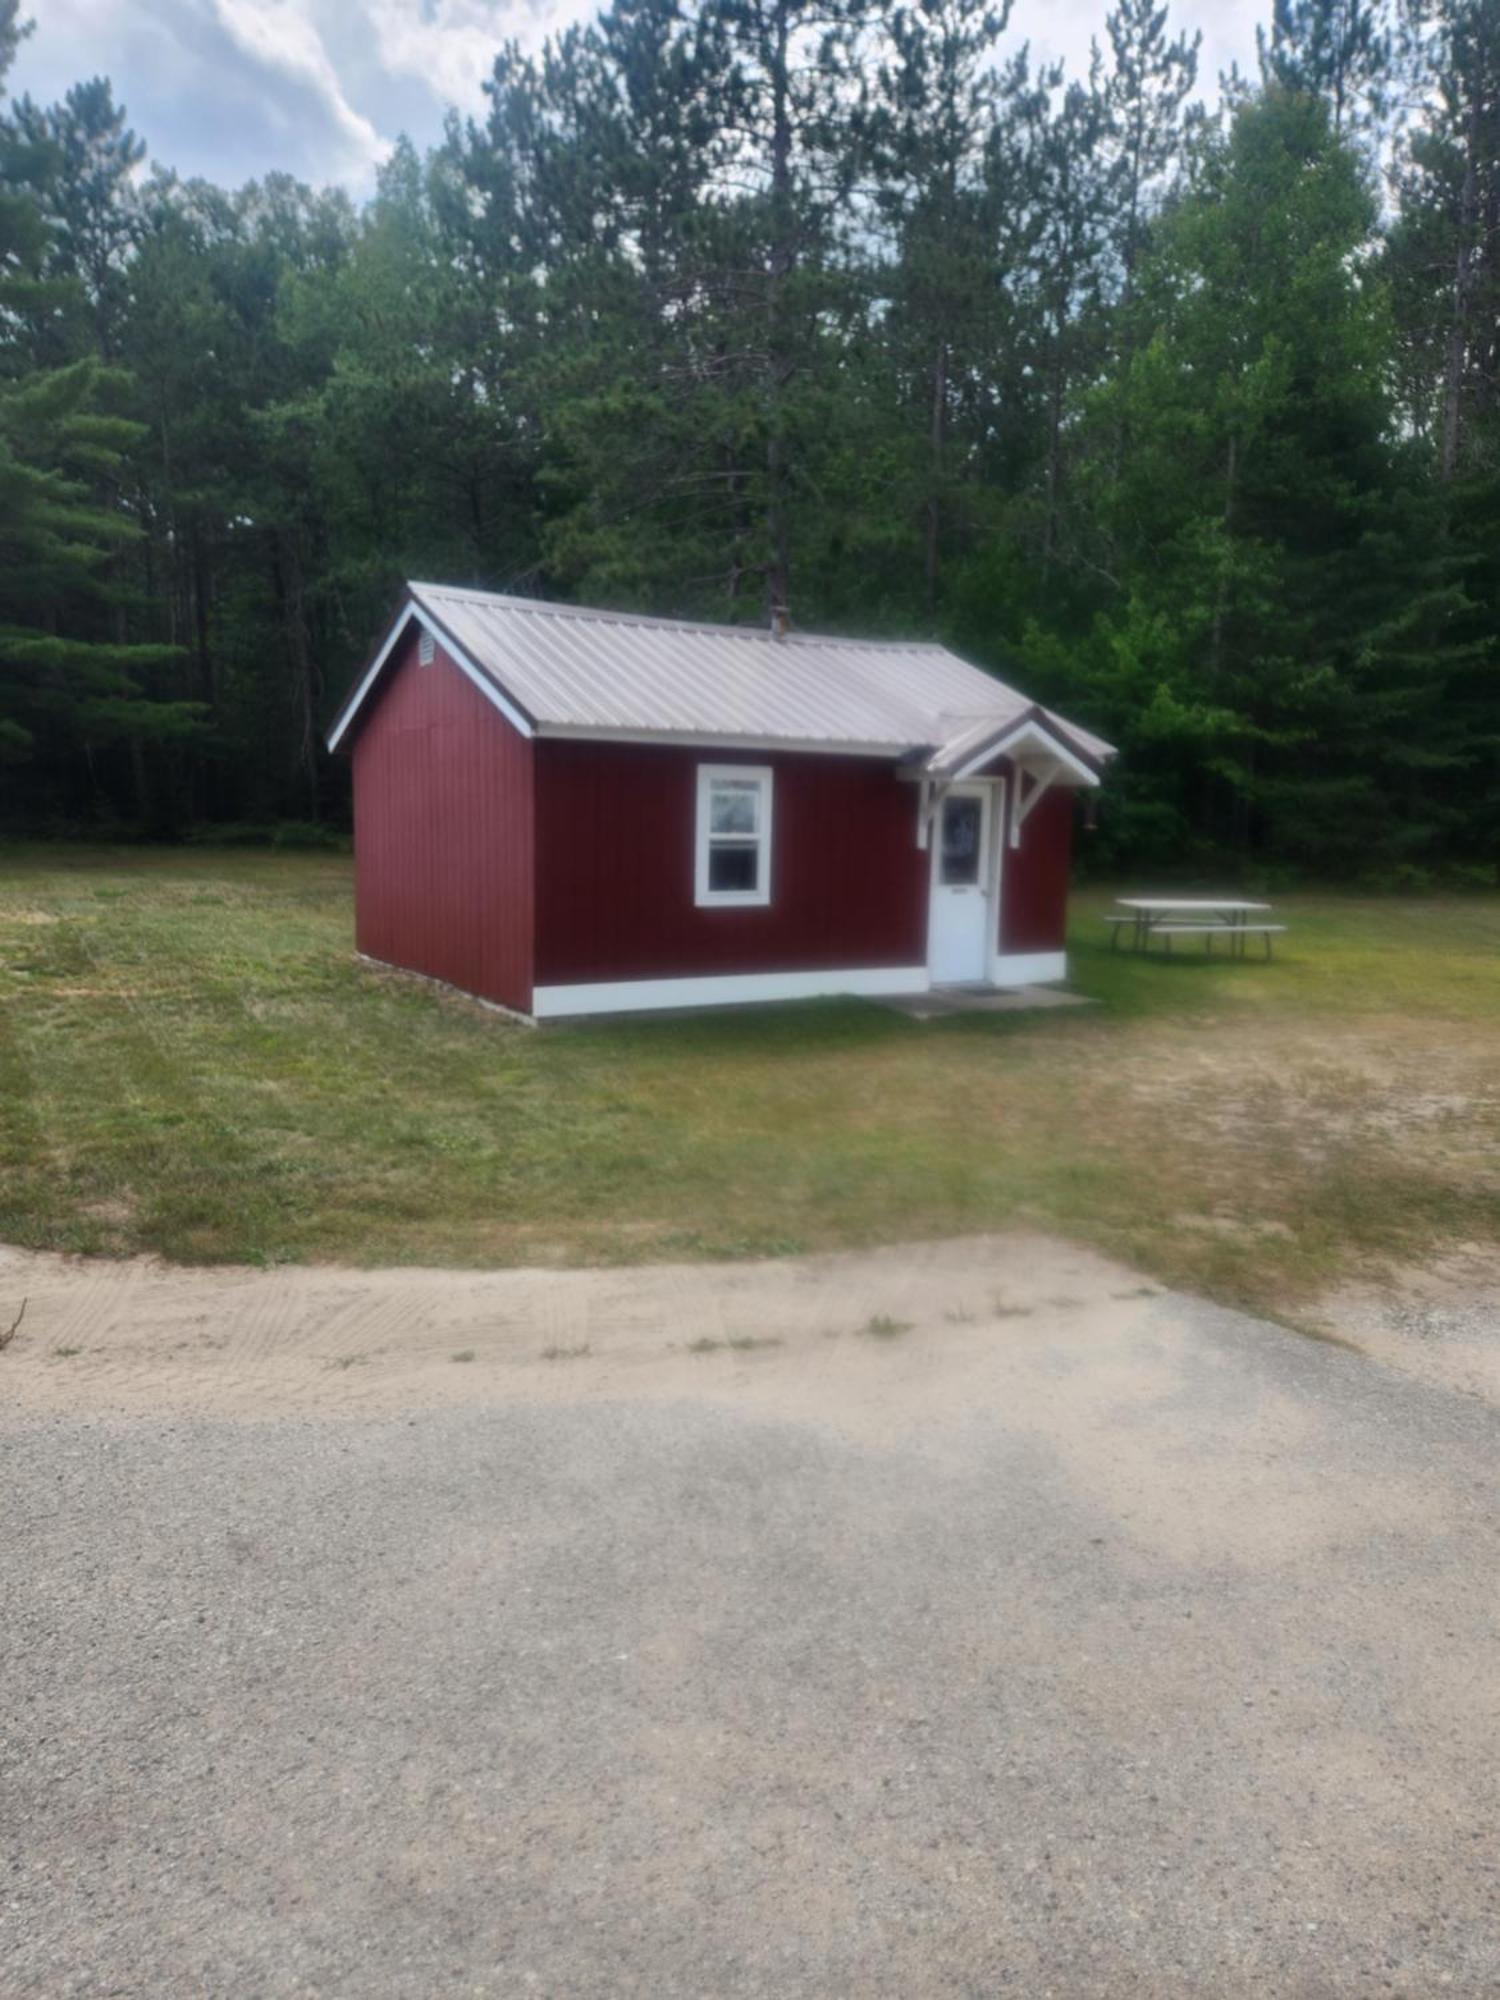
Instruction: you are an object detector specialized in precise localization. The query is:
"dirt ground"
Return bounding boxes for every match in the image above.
[5,1233,1500,1997]
[3,1227,1496,1422]
[1315,1239,1500,1406]
[0,1232,1164,1426]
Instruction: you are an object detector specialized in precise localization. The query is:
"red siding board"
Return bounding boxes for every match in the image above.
[534,742,927,985]
[346,659,1075,1008]
[1000,783,1073,953]
[350,631,535,1012]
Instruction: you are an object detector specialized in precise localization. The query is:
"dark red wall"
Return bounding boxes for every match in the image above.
[999,781,1073,953]
[533,742,928,984]
[350,631,535,1013]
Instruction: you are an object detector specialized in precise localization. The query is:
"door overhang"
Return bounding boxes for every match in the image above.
[905,710,1101,853]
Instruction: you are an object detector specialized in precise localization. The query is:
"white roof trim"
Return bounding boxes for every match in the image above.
[533,722,902,758]
[948,716,1100,787]
[326,602,535,751]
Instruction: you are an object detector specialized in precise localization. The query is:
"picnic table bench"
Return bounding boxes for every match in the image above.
[1106,898,1286,959]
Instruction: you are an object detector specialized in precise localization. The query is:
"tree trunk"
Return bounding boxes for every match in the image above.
[1440,98,1480,482]
[192,518,215,709]
[925,336,947,614]
[1042,329,1066,576]
[272,532,320,820]
[1233,736,1256,867]
[1208,430,1238,855]
[764,0,795,619]
[1208,430,1248,696]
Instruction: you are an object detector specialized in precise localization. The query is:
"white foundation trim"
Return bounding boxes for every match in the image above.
[987,950,1067,986]
[532,965,930,1019]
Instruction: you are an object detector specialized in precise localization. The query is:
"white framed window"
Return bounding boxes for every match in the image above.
[695,764,774,908]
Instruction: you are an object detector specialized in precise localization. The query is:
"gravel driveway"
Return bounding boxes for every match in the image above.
[3,1235,1498,1996]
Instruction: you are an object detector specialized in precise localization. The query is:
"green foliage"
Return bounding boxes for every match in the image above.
[0,353,195,769]
[0,0,1494,873]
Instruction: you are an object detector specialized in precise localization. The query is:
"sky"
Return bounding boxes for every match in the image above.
[11,0,1267,197]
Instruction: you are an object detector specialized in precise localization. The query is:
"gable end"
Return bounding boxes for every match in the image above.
[327,601,536,753]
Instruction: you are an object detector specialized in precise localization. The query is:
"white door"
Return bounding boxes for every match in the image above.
[927,785,994,985]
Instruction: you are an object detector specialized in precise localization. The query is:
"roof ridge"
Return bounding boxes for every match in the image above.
[407,581,948,655]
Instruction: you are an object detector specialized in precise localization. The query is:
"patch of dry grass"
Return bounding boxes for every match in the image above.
[1,845,1496,1315]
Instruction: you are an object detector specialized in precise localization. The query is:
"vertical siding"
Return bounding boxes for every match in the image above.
[350,631,534,1012]
[533,742,928,984]
[999,782,1074,953]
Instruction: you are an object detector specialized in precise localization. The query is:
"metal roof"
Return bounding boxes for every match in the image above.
[328,582,1114,771]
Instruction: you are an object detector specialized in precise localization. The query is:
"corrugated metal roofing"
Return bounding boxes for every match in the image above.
[338,582,1114,768]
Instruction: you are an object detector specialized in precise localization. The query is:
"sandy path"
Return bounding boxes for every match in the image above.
[6,1227,1498,1427]
[3,1230,1497,1424]
[0,1232,1172,1427]
[1315,1238,1500,1406]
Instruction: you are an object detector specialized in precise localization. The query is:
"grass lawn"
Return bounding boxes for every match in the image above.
[1,843,1497,1313]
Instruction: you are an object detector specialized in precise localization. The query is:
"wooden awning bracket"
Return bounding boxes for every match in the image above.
[916,777,947,850]
[1009,762,1059,849]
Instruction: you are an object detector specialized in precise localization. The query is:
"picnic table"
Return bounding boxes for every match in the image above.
[1106,897,1285,959]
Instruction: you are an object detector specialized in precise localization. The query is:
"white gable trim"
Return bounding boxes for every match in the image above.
[948,717,1100,787]
[327,603,535,752]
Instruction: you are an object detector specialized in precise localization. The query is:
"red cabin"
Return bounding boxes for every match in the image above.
[327,585,1113,1021]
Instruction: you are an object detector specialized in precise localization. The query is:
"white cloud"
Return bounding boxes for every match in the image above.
[10,0,1265,195]
[210,0,390,173]
[366,0,591,114]
[1022,0,1265,96]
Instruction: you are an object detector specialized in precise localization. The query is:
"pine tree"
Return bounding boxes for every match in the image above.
[1029,71,1113,581]
[1083,87,1451,867]
[1383,0,1500,853]
[713,0,874,614]
[1257,0,1393,138]
[1101,0,1200,306]
[0,19,190,816]
[870,0,1011,608]
[8,75,143,358]
[1386,0,1500,481]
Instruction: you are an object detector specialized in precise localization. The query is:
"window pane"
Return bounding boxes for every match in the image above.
[940,796,982,886]
[708,843,759,893]
[710,781,760,836]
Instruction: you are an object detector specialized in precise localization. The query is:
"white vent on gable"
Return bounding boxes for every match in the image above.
[418,629,436,666]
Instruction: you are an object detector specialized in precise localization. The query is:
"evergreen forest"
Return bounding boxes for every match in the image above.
[2,0,1497,875]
